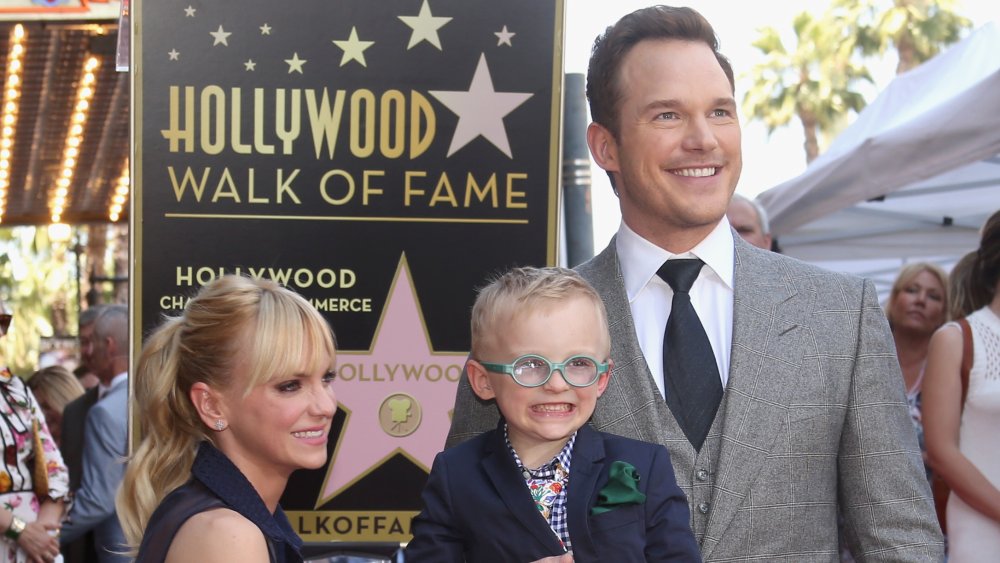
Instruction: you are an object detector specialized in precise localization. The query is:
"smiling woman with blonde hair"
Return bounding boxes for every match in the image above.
[116,276,338,563]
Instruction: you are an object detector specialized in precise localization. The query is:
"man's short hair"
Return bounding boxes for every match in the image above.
[94,304,128,349]
[470,267,610,358]
[586,5,735,139]
[79,304,104,331]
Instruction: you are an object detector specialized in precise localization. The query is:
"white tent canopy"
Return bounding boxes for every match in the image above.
[757,22,1000,297]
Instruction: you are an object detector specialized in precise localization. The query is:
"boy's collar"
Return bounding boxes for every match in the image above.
[503,422,577,476]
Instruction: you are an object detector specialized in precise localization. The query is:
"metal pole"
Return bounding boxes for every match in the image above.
[562,73,594,267]
[73,239,83,321]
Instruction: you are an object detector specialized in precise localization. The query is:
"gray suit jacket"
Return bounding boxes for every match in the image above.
[447,236,944,561]
[60,376,129,563]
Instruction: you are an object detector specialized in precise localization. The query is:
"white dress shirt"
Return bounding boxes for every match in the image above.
[97,371,128,400]
[616,219,734,398]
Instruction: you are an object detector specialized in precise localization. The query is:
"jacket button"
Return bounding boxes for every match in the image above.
[698,502,710,514]
[696,469,708,481]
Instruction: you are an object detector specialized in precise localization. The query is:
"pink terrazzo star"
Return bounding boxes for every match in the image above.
[320,255,468,503]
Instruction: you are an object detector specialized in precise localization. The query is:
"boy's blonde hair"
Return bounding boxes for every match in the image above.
[470,266,610,358]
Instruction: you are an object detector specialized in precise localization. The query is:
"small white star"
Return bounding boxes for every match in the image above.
[210,25,232,47]
[429,54,533,157]
[398,0,452,50]
[333,27,375,67]
[168,49,180,61]
[183,5,195,17]
[244,59,256,71]
[260,23,272,35]
[284,52,306,74]
[495,25,515,47]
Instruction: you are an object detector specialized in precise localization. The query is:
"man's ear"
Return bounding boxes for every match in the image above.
[587,122,620,174]
[189,382,226,430]
[103,336,116,357]
[467,360,496,401]
[595,359,613,397]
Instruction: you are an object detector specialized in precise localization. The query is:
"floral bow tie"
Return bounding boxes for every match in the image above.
[527,461,568,521]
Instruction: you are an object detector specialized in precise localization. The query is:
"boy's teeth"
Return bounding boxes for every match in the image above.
[535,404,570,412]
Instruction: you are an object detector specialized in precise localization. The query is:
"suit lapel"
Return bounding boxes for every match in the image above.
[564,425,605,558]
[579,241,679,446]
[480,426,565,552]
[702,239,807,558]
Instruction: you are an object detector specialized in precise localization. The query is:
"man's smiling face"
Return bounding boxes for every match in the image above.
[600,38,742,251]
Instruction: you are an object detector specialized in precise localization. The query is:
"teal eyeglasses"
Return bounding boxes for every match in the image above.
[478,354,609,388]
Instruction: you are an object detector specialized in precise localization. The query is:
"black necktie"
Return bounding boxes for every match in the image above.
[657,259,723,451]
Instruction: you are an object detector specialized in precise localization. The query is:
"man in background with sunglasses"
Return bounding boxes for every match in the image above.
[406,267,699,562]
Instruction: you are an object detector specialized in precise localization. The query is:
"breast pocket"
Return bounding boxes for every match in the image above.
[588,504,645,562]
[590,502,642,533]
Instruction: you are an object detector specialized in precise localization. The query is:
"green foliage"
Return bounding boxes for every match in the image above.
[743,9,872,161]
[836,0,972,73]
[0,226,77,375]
[743,0,972,162]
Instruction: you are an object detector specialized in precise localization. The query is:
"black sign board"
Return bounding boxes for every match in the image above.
[133,0,563,543]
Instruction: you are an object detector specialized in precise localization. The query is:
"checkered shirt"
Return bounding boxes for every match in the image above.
[505,425,576,552]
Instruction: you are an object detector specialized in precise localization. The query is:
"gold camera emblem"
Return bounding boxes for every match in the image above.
[378,393,422,437]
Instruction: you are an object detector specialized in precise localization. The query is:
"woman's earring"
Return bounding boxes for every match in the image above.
[214,419,227,431]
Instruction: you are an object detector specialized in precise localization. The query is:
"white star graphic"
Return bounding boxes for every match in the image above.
[210,25,232,47]
[244,59,256,71]
[429,54,533,158]
[260,23,272,35]
[183,5,195,17]
[284,52,306,74]
[168,49,179,61]
[495,25,515,47]
[333,27,375,67]
[398,0,451,50]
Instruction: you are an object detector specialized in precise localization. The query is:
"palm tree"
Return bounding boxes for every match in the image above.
[743,11,872,163]
[840,0,971,74]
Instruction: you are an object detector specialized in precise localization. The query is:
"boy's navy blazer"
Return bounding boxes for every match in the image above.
[405,422,699,562]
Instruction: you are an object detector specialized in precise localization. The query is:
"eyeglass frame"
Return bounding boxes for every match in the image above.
[477,354,610,388]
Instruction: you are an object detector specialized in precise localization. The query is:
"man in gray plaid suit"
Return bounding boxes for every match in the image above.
[446,5,944,561]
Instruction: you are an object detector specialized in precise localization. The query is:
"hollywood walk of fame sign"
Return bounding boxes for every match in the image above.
[132,0,563,544]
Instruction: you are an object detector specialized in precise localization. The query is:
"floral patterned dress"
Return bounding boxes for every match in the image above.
[0,368,70,563]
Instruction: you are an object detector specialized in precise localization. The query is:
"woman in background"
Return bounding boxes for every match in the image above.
[925,211,1000,560]
[26,366,84,447]
[0,302,69,563]
[885,262,949,472]
[117,276,337,563]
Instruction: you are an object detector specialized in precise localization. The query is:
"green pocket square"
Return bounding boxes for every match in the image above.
[591,461,646,515]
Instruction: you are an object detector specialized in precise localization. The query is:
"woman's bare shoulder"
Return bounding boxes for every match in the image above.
[165,508,270,563]
[930,322,964,350]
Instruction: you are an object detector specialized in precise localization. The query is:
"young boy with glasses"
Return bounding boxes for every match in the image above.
[405,267,698,562]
